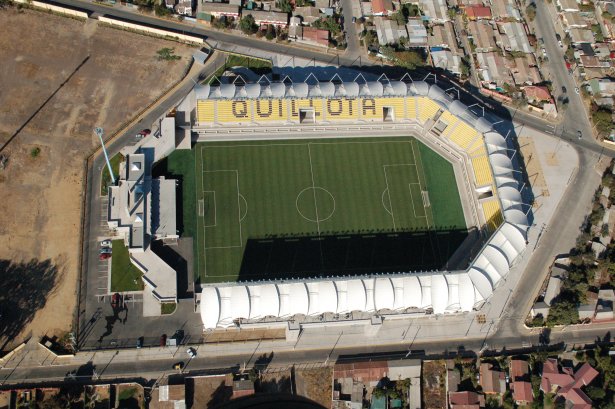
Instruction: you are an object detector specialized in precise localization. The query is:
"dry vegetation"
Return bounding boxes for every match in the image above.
[422,360,447,409]
[0,6,192,350]
[295,367,333,408]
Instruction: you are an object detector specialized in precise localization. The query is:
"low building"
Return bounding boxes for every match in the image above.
[476,52,512,87]
[200,2,240,18]
[301,26,330,46]
[232,379,255,398]
[570,28,595,44]
[596,288,614,320]
[246,10,289,27]
[468,21,497,52]
[523,85,552,103]
[293,6,321,25]
[428,22,461,54]
[449,391,485,408]
[541,359,598,409]
[589,78,615,96]
[431,50,462,74]
[419,0,449,22]
[479,363,506,394]
[406,18,428,46]
[510,359,530,381]
[465,5,492,20]
[371,0,394,16]
[491,0,521,20]
[561,11,588,28]
[175,0,192,15]
[531,301,550,318]
[512,381,533,405]
[375,16,408,45]
[156,384,186,409]
[507,56,541,85]
[556,0,580,12]
[578,302,597,320]
[165,0,176,10]
[544,275,563,306]
[499,22,532,53]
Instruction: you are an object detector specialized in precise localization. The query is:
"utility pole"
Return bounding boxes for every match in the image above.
[95,127,115,184]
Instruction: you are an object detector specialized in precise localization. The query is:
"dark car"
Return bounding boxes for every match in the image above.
[561,86,567,93]
[136,337,143,349]
[160,334,167,347]
[99,253,111,261]
[577,130,582,139]
[111,293,121,309]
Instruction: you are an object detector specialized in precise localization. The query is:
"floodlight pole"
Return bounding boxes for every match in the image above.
[95,127,115,185]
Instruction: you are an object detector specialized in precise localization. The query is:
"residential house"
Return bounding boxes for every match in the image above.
[246,10,289,27]
[544,273,564,306]
[333,361,390,409]
[406,18,428,46]
[293,6,321,25]
[531,301,550,318]
[175,0,192,16]
[589,78,615,96]
[499,22,533,53]
[556,0,580,12]
[561,11,588,28]
[490,0,521,21]
[507,56,542,85]
[578,302,597,320]
[570,28,595,44]
[596,1,615,39]
[371,0,394,16]
[468,21,497,52]
[595,288,614,320]
[374,16,408,45]
[432,50,462,74]
[388,360,422,409]
[165,0,176,10]
[301,26,330,46]
[465,5,492,20]
[580,55,609,68]
[315,0,329,8]
[419,0,449,22]
[232,379,255,398]
[449,391,485,409]
[200,2,240,18]
[288,19,302,40]
[476,52,512,87]
[541,359,598,409]
[428,22,461,54]
[523,85,553,103]
[156,384,186,409]
[510,359,533,405]
[479,363,506,394]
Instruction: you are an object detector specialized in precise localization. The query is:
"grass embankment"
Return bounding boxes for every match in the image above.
[110,240,144,292]
[101,153,123,196]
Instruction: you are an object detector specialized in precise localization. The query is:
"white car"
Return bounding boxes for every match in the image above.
[100,240,112,247]
[575,87,580,94]
[187,347,197,358]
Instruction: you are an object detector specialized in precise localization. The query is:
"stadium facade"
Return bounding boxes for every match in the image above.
[192,77,530,329]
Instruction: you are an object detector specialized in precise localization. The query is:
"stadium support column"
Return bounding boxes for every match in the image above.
[95,127,115,185]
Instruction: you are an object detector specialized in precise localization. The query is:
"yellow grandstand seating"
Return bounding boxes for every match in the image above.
[217,100,252,123]
[469,145,487,159]
[324,98,359,121]
[438,111,460,136]
[253,99,288,122]
[471,155,493,186]
[417,97,440,124]
[482,199,504,231]
[359,97,407,121]
[289,98,323,121]
[406,97,417,120]
[197,100,215,124]
[449,121,480,150]
[467,137,485,154]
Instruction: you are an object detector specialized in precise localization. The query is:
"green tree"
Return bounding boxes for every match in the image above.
[156,47,181,61]
[546,298,578,326]
[371,387,385,398]
[154,2,170,16]
[276,0,292,13]
[30,146,41,158]
[525,3,537,21]
[239,14,258,34]
[381,46,426,69]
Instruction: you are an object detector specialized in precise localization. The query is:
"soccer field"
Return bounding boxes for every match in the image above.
[193,137,466,283]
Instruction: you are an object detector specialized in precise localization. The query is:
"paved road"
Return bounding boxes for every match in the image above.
[339,0,361,60]
[533,0,594,140]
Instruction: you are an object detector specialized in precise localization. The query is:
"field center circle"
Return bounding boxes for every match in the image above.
[296,187,336,223]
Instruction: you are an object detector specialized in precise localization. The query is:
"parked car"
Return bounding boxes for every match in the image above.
[136,129,151,138]
[160,334,167,347]
[561,86,567,93]
[577,130,582,139]
[352,16,356,23]
[575,87,580,94]
[100,240,112,247]
[187,347,197,359]
[111,293,121,309]
[100,247,112,254]
[99,253,111,261]
[136,337,143,349]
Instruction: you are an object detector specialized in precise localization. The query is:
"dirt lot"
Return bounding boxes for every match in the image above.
[422,360,447,409]
[295,367,333,408]
[0,7,192,350]
[189,375,233,408]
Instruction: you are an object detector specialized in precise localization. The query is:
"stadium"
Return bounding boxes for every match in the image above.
[185,73,530,330]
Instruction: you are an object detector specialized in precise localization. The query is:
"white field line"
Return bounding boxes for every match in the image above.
[307,143,321,235]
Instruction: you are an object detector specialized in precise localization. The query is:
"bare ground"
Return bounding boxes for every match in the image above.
[295,367,333,408]
[0,7,192,350]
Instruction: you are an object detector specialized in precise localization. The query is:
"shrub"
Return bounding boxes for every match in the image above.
[30,147,41,158]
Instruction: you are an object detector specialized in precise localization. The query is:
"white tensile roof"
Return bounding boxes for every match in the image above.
[198,81,529,329]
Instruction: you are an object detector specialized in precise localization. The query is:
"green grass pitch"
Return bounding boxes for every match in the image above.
[185,137,466,284]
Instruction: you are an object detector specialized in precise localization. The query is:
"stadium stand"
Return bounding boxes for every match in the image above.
[197,100,215,123]
[482,199,504,231]
[217,100,252,123]
[417,97,440,124]
[471,155,494,186]
[253,99,288,122]
[449,122,480,150]
[469,145,487,158]
[467,137,485,154]
[324,98,359,121]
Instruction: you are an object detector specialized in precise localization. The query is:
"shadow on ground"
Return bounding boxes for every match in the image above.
[0,258,61,350]
[238,228,469,281]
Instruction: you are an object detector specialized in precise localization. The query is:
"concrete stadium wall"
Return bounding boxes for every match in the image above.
[13,0,89,19]
[97,16,204,44]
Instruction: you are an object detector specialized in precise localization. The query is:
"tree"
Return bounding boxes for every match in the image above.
[276,0,292,13]
[371,387,385,398]
[30,146,41,158]
[154,2,170,16]
[265,24,275,40]
[239,14,258,34]
[525,2,537,21]
[546,298,578,326]
[392,10,406,25]
[381,46,426,69]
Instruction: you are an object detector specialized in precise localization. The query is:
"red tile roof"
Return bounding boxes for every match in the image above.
[510,359,529,381]
[302,26,329,46]
[573,363,599,386]
[465,6,492,19]
[449,391,483,409]
[479,363,505,394]
[371,0,393,15]
[523,85,552,101]
[512,381,533,404]
[540,359,599,409]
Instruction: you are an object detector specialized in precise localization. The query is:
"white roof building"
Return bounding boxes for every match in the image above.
[406,18,428,46]
[419,0,449,22]
[375,16,408,45]
[499,22,533,53]
[431,50,462,74]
